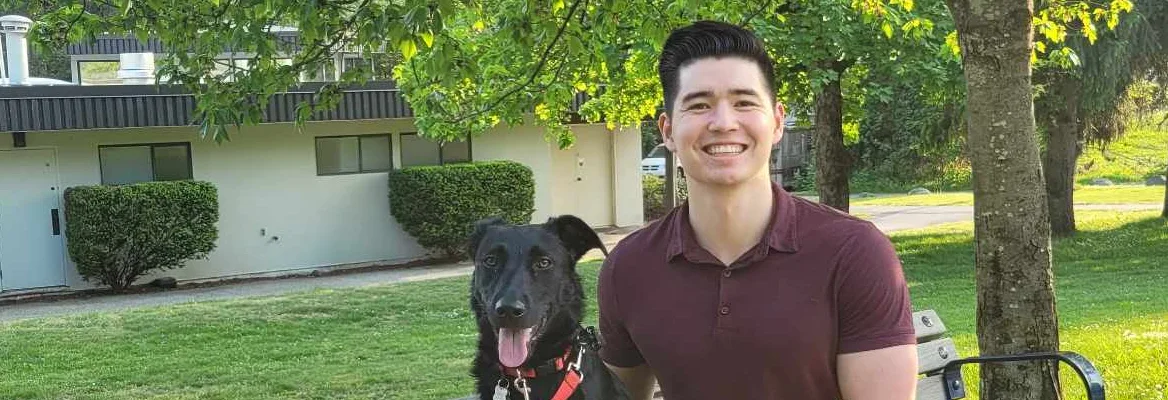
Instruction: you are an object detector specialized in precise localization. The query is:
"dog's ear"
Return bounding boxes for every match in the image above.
[467,216,506,259]
[545,215,607,261]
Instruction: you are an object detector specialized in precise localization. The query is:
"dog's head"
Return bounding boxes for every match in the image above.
[467,214,607,368]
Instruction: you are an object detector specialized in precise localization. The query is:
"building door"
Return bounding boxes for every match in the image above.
[552,130,614,228]
[0,149,67,291]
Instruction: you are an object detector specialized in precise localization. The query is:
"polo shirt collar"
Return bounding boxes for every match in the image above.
[666,181,799,265]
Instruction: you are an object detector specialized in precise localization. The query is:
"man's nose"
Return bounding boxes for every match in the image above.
[708,101,739,132]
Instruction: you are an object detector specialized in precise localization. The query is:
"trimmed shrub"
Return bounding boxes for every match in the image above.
[642,175,688,221]
[63,181,219,291]
[388,161,535,258]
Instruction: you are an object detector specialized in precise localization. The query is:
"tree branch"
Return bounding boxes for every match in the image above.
[446,0,586,125]
[740,0,774,27]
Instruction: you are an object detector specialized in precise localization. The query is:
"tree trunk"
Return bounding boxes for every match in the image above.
[1041,76,1081,238]
[814,71,850,213]
[1162,162,1167,219]
[944,1,1062,399]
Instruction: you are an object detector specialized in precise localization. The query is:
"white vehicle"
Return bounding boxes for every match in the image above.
[641,144,669,176]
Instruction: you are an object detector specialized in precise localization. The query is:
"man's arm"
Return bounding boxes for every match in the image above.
[605,362,657,400]
[835,223,920,399]
[837,344,919,400]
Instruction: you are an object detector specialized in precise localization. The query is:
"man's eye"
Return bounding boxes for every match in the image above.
[686,103,710,110]
[736,101,758,107]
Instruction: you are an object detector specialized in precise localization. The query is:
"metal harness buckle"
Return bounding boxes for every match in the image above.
[513,376,531,400]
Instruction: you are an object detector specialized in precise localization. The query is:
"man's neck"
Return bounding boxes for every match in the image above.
[686,175,775,266]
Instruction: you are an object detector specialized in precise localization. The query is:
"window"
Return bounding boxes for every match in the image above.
[647,144,669,158]
[78,61,121,85]
[315,134,392,175]
[399,133,472,167]
[99,143,193,185]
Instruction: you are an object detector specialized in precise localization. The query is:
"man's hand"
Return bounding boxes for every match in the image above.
[606,362,657,400]
[838,344,919,400]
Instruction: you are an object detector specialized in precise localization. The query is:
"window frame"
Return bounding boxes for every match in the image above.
[97,142,194,185]
[314,133,394,176]
[399,132,473,167]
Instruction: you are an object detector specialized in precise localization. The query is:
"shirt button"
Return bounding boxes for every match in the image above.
[722,270,732,278]
[719,305,731,315]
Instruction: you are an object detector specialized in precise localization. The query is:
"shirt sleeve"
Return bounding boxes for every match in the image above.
[835,222,917,354]
[597,253,646,367]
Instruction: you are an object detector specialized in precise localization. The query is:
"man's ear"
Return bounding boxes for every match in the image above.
[659,111,676,152]
[545,215,607,262]
[772,101,786,146]
[467,216,506,259]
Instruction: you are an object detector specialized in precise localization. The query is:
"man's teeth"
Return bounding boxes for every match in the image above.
[705,144,746,154]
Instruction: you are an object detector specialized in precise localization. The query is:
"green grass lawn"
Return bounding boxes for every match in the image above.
[852,185,1166,206]
[1,212,1166,399]
[1076,117,1168,185]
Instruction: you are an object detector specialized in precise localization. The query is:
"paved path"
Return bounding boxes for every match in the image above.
[2,204,1160,322]
[0,230,631,323]
[855,203,1160,233]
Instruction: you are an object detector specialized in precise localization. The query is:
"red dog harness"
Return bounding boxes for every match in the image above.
[497,343,586,400]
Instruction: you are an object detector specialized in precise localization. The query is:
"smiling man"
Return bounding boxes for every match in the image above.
[596,21,919,399]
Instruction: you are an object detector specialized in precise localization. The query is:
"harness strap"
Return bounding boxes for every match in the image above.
[550,369,583,400]
[497,326,599,400]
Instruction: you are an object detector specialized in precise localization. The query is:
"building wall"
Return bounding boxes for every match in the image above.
[3,120,430,289]
[611,125,645,227]
[470,123,557,223]
[0,119,642,291]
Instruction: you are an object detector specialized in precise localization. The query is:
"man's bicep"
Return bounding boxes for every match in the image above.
[837,225,916,353]
[837,344,918,400]
[605,362,657,400]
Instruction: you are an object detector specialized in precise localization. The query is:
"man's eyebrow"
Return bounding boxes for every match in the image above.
[680,88,762,104]
[731,88,761,98]
[679,90,713,104]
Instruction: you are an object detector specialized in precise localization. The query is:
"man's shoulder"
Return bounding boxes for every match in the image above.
[789,195,883,243]
[607,209,676,260]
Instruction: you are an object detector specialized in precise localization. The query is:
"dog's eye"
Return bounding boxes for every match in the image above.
[534,257,552,270]
[483,255,498,268]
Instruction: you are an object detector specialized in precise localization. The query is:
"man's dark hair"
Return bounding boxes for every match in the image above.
[658,20,777,115]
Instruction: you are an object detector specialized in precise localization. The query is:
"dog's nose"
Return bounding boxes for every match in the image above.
[494,299,527,318]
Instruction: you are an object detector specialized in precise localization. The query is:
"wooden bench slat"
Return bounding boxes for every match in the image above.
[917,337,961,374]
[916,374,950,400]
[913,309,948,342]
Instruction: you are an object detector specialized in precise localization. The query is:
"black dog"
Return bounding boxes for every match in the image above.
[467,215,632,400]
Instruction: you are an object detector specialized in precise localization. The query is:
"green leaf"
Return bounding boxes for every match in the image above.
[400,39,418,60]
[421,32,434,48]
[881,22,893,39]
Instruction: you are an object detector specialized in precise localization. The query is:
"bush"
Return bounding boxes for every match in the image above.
[642,175,687,221]
[388,161,535,258]
[64,181,219,291]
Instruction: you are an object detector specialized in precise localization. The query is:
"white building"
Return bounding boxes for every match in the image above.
[0,16,643,295]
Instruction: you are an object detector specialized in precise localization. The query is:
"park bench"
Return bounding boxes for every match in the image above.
[907,309,1105,400]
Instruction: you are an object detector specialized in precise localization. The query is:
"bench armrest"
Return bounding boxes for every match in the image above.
[940,351,1105,400]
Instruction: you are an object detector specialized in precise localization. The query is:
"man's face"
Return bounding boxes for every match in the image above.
[659,57,785,188]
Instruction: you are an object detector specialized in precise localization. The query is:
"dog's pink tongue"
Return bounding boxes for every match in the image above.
[498,328,533,368]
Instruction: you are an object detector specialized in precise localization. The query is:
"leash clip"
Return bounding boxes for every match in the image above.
[513,376,531,400]
[567,346,586,381]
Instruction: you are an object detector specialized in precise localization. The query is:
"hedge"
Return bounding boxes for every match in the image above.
[643,175,687,221]
[388,160,535,257]
[63,181,219,291]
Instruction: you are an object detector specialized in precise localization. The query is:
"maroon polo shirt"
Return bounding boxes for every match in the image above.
[597,182,915,400]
